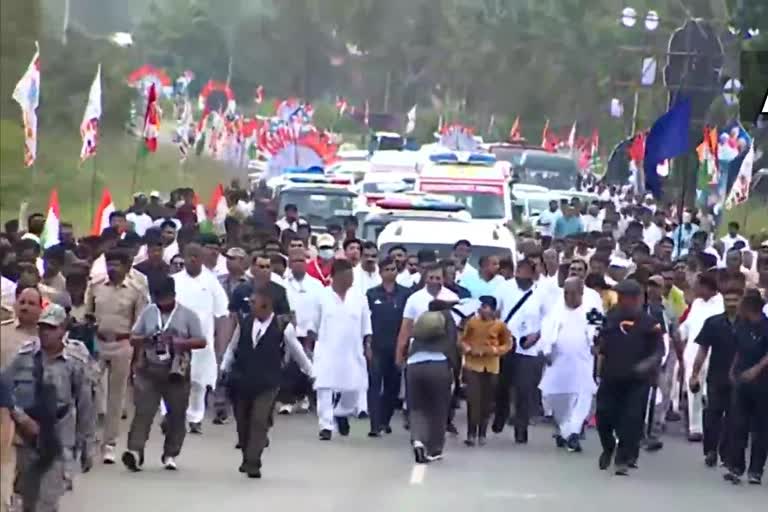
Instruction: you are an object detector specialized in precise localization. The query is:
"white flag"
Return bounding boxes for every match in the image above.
[80,64,102,162]
[12,42,40,167]
[724,141,755,210]
[406,105,417,134]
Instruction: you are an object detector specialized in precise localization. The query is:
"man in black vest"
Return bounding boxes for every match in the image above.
[222,287,312,479]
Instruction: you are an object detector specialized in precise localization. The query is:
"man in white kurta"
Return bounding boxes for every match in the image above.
[312,260,372,440]
[679,273,723,439]
[539,277,599,452]
[172,243,229,429]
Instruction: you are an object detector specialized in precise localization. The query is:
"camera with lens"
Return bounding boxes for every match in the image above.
[586,307,606,327]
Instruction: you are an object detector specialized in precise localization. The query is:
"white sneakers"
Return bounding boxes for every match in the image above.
[162,456,177,471]
[278,403,294,415]
[102,444,116,464]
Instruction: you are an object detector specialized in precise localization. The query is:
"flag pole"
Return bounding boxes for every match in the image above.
[89,155,99,221]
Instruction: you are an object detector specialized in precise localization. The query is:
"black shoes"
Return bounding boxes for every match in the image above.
[212,413,230,425]
[335,416,350,436]
[247,469,262,479]
[514,428,528,444]
[704,451,718,468]
[121,450,144,472]
[598,450,613,470]
[747,473,762,485]
[566,434,582,453]
[319,429,332,441]
[491,416,505,434]
[188,422,203,435]
[614,464,629,476]
[464,436,476,447]
[383,426,393,434]
[554,435,566,448]
[687,432,703,443]
[413,441,427,464]
[643,437,664,452]
[446,423,459,436]
[724,471,741,485]
[368,431,381,438]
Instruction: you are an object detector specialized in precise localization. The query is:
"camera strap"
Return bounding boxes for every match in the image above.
[503,289,534,325]
[155,304,178,333]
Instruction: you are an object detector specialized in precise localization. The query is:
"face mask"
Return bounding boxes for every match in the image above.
[515,277,533,290]
[318,249,334,260]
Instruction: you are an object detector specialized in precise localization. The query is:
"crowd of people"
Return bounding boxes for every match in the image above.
[0,184,767,511]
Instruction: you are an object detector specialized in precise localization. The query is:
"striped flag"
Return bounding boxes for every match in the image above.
[12,41,40,167]
[40,189,60,249]
[91,188,115,236]
[254,85,264,104]
[80,64,102,163]
[142,83,160,154]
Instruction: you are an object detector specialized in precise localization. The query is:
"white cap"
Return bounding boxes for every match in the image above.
[150,190,161,198]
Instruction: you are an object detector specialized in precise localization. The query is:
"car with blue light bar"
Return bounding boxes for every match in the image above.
[358,194,471,241]
[277,183,357,233]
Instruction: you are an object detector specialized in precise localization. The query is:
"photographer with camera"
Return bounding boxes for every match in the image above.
[122,276,206,472]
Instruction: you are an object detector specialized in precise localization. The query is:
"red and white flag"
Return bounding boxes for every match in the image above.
[91,188,115,236]
[80,64,102,163]
[12,41,40,167]
[40,189,60,249]
[254,85,264,104]
[335,96,348,116]
[208,183,228,228]
[143,83,160,153]
[567,121,577,150]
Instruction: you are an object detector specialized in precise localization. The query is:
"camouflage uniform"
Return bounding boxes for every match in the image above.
[5,305,95,512]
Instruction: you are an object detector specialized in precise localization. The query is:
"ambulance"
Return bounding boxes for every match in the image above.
[416,152,512,226]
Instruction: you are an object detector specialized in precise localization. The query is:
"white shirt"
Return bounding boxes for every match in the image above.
[720,234,749,253]
[583,287,604,313]
[456,262,479,284]
[173,269,229,387]
[582,214,602,233]
[284,272,325,337]
[353,265,382,294]
[537,209,561,237]
[396,270,417,288]
[643,224,664,250]
[163,241,180,264]
[220,314,312,375]
[403,286,459,321]
[680,294,724,344]
[126,212,154,236]
[311,287,372,391]
[276,217,298,233]
[206,254,228,277]
[539,303,598,396]
[1,276,16,307]
[494,281,545,356]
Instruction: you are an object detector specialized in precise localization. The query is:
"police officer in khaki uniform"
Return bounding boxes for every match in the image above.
[6,304,95,512]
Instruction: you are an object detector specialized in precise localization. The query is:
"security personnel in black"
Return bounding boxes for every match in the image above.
[222,286,312,479]
[595,279,664,476]
[366,256,411,437]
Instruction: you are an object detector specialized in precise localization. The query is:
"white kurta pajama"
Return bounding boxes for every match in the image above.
[172,269,229,423]
[539,302,599,439]
[311,287,372,432]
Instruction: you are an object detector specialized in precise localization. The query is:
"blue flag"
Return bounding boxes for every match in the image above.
[643,98,691,197]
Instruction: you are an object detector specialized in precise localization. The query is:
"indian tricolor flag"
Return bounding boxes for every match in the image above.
[12,42,40,167]
[696,126,719,191]
[91,188,115,235]
[40,189,60,249]
[80,64,102,162]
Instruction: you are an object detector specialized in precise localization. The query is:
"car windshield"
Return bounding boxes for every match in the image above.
[433,192,505,220]
[378,242,511,267]
[527,197,552,215]
[362,181,413,194]
[490,147,525,166]
[278,190,355,225]
[517,154,578,190]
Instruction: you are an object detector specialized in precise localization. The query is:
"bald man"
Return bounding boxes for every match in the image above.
[539,278,599,453]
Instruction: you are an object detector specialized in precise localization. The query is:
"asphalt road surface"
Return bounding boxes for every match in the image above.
[63,411,764,512]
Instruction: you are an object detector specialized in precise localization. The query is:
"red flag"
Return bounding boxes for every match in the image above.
[541,120,558,152]
[628,132,646,163]
[143,83,160,153]
[508,116,521,141]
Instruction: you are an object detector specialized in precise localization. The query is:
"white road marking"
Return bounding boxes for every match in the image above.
[409,464,427,485]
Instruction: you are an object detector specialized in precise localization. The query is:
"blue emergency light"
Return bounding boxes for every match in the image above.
[376,197,466,212]
[429,152,496,165]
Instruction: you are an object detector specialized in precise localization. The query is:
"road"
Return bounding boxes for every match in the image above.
[63,411,764,512]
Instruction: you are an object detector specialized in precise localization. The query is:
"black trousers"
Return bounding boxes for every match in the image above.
[596,379,649,466]
[727,384,768,477]
[465,370,498,437]
[494,353,543,434]
[703,383,731,460]
[233,388,279,472]
[367,349,401,432]
[406,360,452,456]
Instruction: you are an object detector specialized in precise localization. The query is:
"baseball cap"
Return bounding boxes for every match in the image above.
[150,190,161,198]
[225,247,247,259]
[614,279,643,297]
[761,239,768,248]
[38,304,68,327]
[316,233,335,249]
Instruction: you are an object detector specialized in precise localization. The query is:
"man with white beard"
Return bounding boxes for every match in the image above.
[539,277,600,453]
[312,259,373,441]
